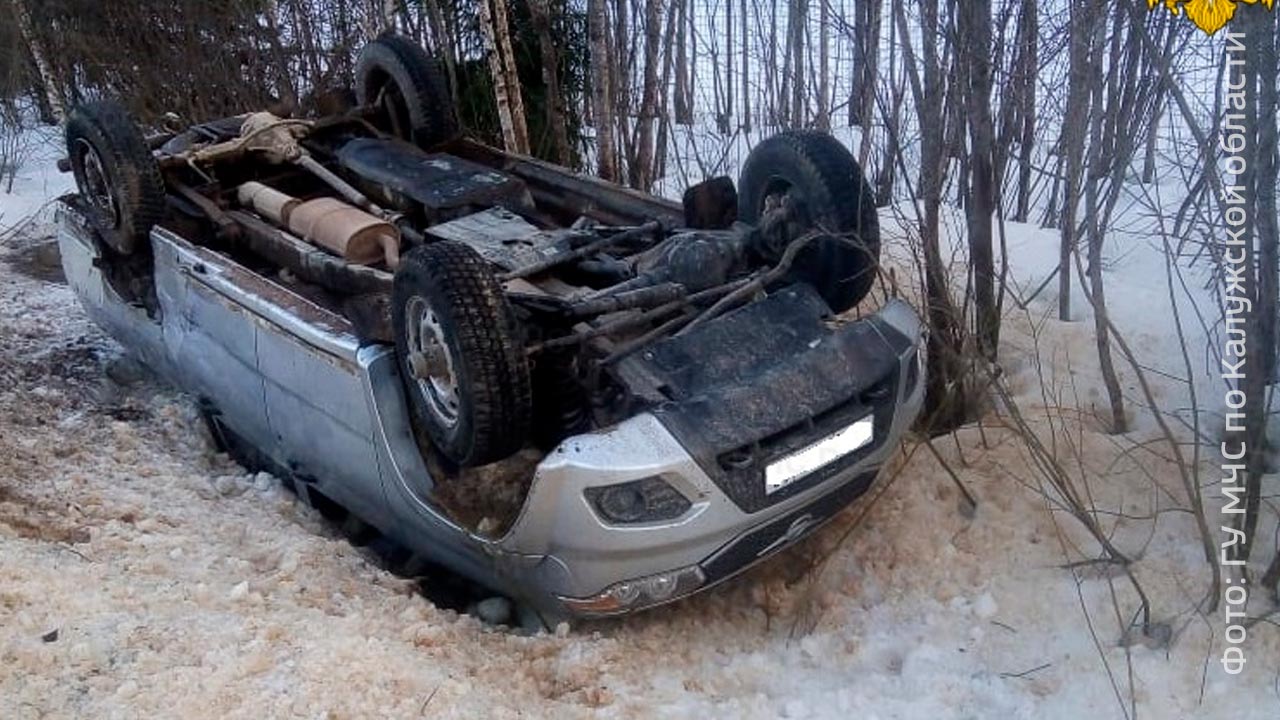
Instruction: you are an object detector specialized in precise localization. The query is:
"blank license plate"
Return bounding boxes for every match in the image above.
[765,416,874,494]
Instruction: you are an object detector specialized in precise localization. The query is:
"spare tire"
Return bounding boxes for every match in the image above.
[65,101,165,255]
[356,34,458,147]
[393,241,531,467]
[737,131,880,313]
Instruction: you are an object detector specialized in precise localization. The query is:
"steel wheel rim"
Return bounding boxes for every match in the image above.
[75,139,118,225]
[404,295,461,428]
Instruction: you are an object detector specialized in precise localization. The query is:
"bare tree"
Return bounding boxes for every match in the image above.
[740,0,750,132]
[588,0,619,181]
[479,0,530,154]
[9,0,62,122]
[784,0,808,126]
[529,0,572,164]
[1057,0,1096,321]
[631,0,663,191]
[957,0,998,358]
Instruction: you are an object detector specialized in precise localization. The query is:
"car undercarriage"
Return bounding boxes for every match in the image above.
[58,34,922,619]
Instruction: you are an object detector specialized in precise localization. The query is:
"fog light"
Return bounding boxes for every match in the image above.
[584,475,692,524]
[559,565,706,615]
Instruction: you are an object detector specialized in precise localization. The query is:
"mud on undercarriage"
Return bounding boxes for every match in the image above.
[62,34,888,540]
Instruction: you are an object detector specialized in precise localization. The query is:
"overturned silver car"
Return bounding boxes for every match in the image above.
[57,35,924,623]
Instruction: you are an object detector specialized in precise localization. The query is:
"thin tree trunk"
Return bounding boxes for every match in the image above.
[958,0,998,358]
[424,1,460,110]
[1014,0,1037,222]
[741,0,751,132]
[725,0,734,131]
[789,0,807,126]
[656,0,680,181]
[857,0,882,169]
[1058,0,1094,321]
[589,0,619,181]
[633,0,663,190]
[11,0,63,122]
[816,0,829,130]
[675,0,691,124]
[1083,1,1125,432]
[529,0,572,164]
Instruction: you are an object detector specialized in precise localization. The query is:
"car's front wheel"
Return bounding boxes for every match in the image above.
[392,241,532,467]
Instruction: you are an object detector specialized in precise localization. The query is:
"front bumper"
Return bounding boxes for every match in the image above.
[500,296,925,617]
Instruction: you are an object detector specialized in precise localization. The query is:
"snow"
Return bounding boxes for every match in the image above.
[2,130,1278,719]
[0,125,74,231]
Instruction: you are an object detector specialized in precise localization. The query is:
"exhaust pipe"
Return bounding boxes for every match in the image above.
[238,182,400,270]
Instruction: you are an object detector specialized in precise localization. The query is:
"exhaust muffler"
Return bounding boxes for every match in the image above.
[238,181,400,269]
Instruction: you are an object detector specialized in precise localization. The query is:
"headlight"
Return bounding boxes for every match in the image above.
[559,565,706,615]
[584,475,692,524]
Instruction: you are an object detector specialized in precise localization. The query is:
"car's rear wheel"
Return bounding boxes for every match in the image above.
[737,131,881,313]
[65,101,165,255]
[393,241,531,467]
[355,34,458,147]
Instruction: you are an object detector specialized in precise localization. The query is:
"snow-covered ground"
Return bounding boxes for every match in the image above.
[1,132,1277,719]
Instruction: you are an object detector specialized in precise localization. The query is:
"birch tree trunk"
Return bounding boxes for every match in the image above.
[11,0,63,123]
[479,0,530,154]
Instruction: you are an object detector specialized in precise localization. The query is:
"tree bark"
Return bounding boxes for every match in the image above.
[632,0,663,191]
[958,0,998,359]
[1013,0,1037,222]
[816,0,829,130]
[1082,4,1125,432]
[789,0,808,127]
[1058,0,1095,321]
[479,0,530,154]
[10,0,63,123]
[529,0,572,165]
[675,0,691,124]
[740,0,751,132]
[588,0,619,182]
[724,0,734,131]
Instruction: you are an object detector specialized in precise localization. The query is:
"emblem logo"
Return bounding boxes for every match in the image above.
[756,513,822,558]
[1148,0,1276,37]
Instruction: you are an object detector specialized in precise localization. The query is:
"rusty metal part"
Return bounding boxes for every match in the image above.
[529,278,749,354]
[236,182,401,270]
[565,283,686,319]
[677,231,827,337]
[228,210,392,296]
[444,138,684,228]
[235,182,298,224]
[499,221,662,281]
[170,180,241,241]
[295,155,385,216]
[289,197,401,269]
